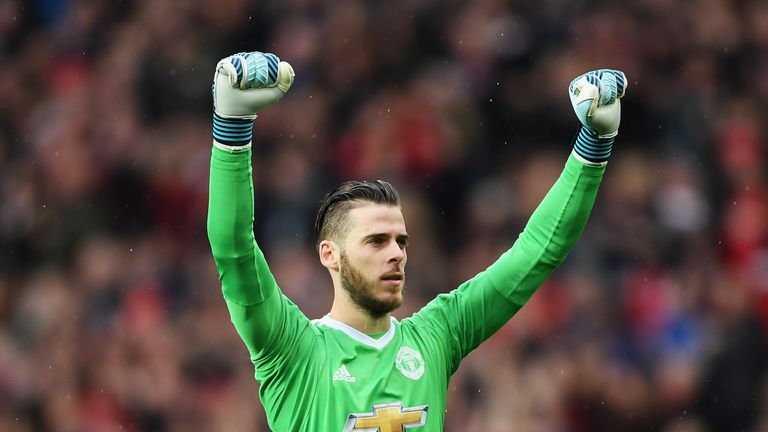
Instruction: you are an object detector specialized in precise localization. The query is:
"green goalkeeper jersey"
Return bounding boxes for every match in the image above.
[207,146,605,431]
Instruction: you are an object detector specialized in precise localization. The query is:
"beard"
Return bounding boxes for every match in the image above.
[340,252,403,318]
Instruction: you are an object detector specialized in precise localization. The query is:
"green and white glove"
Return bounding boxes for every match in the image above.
[568,69,627,164]
[212,51,295,151]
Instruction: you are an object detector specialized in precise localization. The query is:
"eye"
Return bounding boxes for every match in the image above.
[367,236,386,245]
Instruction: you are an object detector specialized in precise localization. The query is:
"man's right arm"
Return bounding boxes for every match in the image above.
[208,146,314,374]
[206,52,310,377]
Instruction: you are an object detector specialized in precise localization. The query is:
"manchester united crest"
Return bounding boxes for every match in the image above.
[395,346,425,381]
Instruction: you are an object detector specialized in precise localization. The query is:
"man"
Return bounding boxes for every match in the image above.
[207,51,625,431]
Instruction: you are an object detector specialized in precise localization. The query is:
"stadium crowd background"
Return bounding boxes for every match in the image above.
[1,0,767,430]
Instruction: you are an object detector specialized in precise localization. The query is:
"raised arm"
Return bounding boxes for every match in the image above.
[487,69,627,300]
[410,69,627,371]
[207,52,312,371]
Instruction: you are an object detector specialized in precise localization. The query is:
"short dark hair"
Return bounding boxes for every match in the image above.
[314,180,401,246]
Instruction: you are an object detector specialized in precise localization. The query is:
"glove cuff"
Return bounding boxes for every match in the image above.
[573,126,614,163]
[212,113,254,148]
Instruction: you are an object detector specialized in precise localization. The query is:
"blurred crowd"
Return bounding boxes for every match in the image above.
[1,0,768,431]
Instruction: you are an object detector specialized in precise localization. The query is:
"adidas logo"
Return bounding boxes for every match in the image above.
[333,365,356,383]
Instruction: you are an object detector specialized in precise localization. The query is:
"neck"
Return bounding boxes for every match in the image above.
[329,299,391,334]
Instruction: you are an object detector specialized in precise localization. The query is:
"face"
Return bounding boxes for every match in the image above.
[339,204,409,317]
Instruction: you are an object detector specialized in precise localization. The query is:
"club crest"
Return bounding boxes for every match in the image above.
[395,346,425,381]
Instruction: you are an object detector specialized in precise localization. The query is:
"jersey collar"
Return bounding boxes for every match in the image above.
[314,315,397,350]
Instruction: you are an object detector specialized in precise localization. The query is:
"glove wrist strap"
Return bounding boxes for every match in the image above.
[573,126,614,163]
[212,113,254,148]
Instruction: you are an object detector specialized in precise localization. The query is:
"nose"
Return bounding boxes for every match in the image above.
[387,240,405,263]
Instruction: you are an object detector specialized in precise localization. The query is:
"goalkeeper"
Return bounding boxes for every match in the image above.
[207,51,626,431]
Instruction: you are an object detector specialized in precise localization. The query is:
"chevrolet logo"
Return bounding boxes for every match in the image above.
[344,402,428,431]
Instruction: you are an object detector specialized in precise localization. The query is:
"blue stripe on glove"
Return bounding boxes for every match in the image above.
[212,113,253,146]
[234,52,280,89]
[231,56,244,84]
[573,126,613,163]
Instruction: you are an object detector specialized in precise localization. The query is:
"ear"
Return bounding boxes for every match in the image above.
[318,239,340,271]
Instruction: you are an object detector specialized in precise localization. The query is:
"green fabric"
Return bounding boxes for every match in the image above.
[208,146,604,431]
[366,331,387,340]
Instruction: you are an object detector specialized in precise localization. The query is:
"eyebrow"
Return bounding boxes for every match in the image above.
[362,233,410,244]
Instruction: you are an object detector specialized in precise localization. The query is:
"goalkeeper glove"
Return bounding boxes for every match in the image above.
[568,69,627,164]
[212,51,295,151]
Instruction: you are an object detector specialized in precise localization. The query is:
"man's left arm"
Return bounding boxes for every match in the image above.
[409,69,627,370]
[488,69,626,304]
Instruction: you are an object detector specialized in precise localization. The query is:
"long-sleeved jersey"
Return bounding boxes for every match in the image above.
[207,146,605,431]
